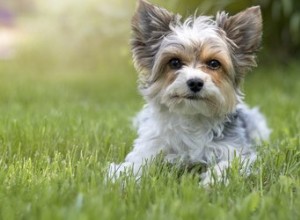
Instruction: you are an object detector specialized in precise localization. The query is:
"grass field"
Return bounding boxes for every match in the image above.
[1,1,300,218]
[0,50,300,220]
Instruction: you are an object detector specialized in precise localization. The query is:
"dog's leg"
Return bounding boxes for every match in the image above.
[107,141,163,182]
[200,161,230,186]
[107,161,143,182]
[200,153,257,187]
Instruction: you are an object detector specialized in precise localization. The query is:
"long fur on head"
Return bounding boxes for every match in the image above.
[216,6,262,86]
[131,0,262,88]
[131,0,262,117]
[131,0,181,87]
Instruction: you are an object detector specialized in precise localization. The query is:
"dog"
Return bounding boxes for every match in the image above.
[108,0,270,185]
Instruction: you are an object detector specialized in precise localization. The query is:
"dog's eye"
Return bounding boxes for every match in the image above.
[169,58,183,70]
[207,60,221,70]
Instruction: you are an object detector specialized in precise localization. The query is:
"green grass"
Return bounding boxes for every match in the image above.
[1,1,299,219]
[1,53,300,220]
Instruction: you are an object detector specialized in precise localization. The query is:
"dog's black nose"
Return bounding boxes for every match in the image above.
[187,78,204,93]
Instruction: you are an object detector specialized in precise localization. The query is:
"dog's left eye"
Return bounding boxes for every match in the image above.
[169,58,183,70]
[206,60,221,70]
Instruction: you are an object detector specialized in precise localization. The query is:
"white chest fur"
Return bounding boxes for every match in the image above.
[129,105,245,165]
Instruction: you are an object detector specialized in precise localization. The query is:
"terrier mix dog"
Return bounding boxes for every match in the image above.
[108,0,270,185]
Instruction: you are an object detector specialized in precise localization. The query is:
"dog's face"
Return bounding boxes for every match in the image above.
[131,0,262,117]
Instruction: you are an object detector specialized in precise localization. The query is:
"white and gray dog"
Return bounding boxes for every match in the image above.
[108,0,270,185]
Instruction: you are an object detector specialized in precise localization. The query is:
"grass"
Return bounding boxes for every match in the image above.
[0,1,300,218]
[1,51,300,220]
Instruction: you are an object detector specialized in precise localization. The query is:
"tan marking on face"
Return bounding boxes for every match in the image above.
[220,80,237,113]
[162,68,178,88]
[197,41,234,84]
[200,39,233,67]
[197,42,237,113]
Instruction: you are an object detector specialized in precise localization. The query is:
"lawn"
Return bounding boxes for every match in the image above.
[0,49,300,220]
[0,1,300,218]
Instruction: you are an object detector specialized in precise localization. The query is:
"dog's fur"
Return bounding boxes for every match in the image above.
[108,0,270,185]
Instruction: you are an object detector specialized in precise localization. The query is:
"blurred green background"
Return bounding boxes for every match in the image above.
[0,0,299,71]
[0,0,135,73]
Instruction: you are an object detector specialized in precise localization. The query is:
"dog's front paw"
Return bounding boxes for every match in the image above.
[200,162,229,187]
[200,171,229,187]
[200,170,216,187]
[107,162,131,181]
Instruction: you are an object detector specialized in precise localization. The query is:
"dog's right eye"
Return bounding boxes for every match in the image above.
[168,58,183,70]
[206,59,221,70]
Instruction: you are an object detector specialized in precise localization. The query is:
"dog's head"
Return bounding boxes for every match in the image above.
[131,0,262,117]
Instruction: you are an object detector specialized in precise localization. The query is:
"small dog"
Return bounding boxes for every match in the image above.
[108,0,270,185]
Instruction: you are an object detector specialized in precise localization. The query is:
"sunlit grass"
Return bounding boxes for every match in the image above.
[0,1,300,219]
[1,48,300,219]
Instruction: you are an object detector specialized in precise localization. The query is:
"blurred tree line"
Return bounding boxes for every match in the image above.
[170,0,300,63]
[1,0,299,67]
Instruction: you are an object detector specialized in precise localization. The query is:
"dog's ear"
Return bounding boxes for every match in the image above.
[216,6,262,83]
[131,0,180,73]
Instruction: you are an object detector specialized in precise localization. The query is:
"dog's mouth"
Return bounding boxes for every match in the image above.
[171,94,206,101]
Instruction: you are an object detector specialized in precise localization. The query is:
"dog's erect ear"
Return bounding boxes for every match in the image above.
[131,0,180,72]
[216,6,262,83]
